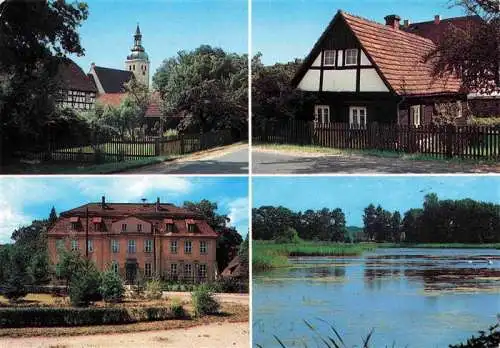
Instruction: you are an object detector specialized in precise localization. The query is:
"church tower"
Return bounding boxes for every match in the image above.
[125,24,150,88]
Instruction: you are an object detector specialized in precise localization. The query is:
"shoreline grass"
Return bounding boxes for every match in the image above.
[382,242,500,249]
[253,241,375,272]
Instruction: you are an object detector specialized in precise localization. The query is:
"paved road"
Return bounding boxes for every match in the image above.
[129,145,249,174]
[252,149,499,174]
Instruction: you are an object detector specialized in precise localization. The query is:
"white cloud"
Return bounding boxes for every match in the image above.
[227,197,249,231]
[74,176,193,202]
[0,201,33,244]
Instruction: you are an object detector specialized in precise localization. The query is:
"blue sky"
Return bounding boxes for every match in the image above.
[253,176,500,227]
[69,0,248,82]
[0,176,248,244]
[253,0,465,65]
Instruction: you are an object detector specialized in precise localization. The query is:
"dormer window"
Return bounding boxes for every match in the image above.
[121,224,127,232]
[323,50,336,66]
[70,217,80,230]
[345,49,358,66]
[137,224,142,232]
[92,217,102,232]
[164,219,174,232]
[186,219,196,233]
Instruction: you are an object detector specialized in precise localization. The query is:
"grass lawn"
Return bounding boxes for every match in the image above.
[255,143,499,163]
[253,240,375,272]
[0,293,248,337]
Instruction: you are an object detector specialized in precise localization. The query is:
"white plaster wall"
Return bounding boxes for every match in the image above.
[323,70,356,92]
[360,50,371,66]
[311,53,322,67]
[360,69,389,92]
[297,70,321,91]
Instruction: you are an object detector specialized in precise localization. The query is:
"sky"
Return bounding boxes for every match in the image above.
[69,0,248,82]
[253,176,500,227]
[253,0,465,65]
[0,176,249,244]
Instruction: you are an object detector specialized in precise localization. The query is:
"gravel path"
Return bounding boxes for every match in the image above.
[0,322,249,348]
[252,148,499,174]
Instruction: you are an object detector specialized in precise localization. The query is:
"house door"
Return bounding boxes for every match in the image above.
[125,261,137,284]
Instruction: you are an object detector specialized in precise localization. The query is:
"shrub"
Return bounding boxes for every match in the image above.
[449,323,500,348]
[99,270,125,303]
[274,227,301,244]
[169,297,185,317]
[213,277,249,294]
[68,262,102,307]
[163,129,179,138]
[145,278,163,300]
[470,117,500,126]
[191,285,220,317]
[0,306,180,328]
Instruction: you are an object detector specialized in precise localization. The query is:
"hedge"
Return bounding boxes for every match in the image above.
[0,306,180,328]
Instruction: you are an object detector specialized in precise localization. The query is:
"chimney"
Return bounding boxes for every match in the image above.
[101,196,105,209]
[384,14,401,29]
[156,197,160,212]
[403,19,410,28]
[434,15,441,24]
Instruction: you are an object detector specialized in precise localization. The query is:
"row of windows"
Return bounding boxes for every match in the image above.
[315,104,434,127]
[61,239,209,254]
[59,102,93,110]
[314,105,367,128]
[71,222,193,233]
[323,49,359,67]
[109,261,207,278]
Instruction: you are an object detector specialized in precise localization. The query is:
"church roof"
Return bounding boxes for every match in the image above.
[92,66,133,93]
[56,58,97,93]
[97,93,127,107]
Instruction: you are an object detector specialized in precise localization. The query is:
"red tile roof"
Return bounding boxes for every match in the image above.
[61,203,199,217]
[341,11,462,96]
[97,93,127,107]
[403,15,482,44]
[293,10,464,96]
[56,58,97,93]
[145,92,162,118]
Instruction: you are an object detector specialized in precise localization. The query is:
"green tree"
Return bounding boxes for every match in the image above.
[153,45,248,135]
[1,246,29,302]
[390,211,402,242]
[0,0,89,160]
[99,269,125,303]
[28,252,51,285]
[68,258,102,307]
[48,207,58,226]
[363,204,378,241]
[55,248,86,287]
[426,0,499,95]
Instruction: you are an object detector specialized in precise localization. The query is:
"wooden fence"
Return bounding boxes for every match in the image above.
[254,120,500,160]
[16,129,234,163]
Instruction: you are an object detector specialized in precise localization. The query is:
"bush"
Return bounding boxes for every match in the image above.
[470,117,500,126]
[145,278,163,300]
[274,227,301,244]
[0,306,181,328]
[211,277,249,294]
[191,285,220,317]
[449,323,500,347]
[169,297,185,317]
[99,270,125,303]
[68,262,102,307]
[163,129,179,138]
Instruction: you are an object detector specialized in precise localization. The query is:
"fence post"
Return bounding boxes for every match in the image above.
[446,124,456,158]
[154,138,160,156]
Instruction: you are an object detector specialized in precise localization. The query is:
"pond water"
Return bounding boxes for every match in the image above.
[253,248,500,347]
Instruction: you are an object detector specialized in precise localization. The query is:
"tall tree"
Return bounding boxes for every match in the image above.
[49,207,58,226]
[0,0,89,159]
[363,204,378,241]
[390,211,402,242]
[426,0,500,94]
[153,45,248,135]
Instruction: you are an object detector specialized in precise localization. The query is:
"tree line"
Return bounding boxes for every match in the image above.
[253,193,499,244]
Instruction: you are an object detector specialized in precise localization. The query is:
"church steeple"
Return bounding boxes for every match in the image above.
[125,23,150,88]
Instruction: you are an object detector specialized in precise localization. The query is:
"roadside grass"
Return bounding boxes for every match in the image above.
[254,143,499,164]
[1,155,178,175]
[253,240,375,272]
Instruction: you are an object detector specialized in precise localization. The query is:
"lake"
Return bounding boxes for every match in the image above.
[253,248,500,347]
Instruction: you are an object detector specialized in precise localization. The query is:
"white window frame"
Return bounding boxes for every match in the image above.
[111,239,119,253]
[314,105,330,124]
[170,240,178,253]
[111,261,119,274]
[345,49,358,66]
[170,263,177,275]
[411,105,421,127]
[349,106,367,128]
[323,50,336,66]
[184,240,192,254]
[144,239,153,253]
[71,240,78,251]
[87,239,93,253]
[184,264,192,277]
[144,263,152,277]
[200,241,207,254]
[199,264,207,279]
[128,239,136,253]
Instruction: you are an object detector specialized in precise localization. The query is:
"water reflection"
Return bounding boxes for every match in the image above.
[253,248,500,348]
